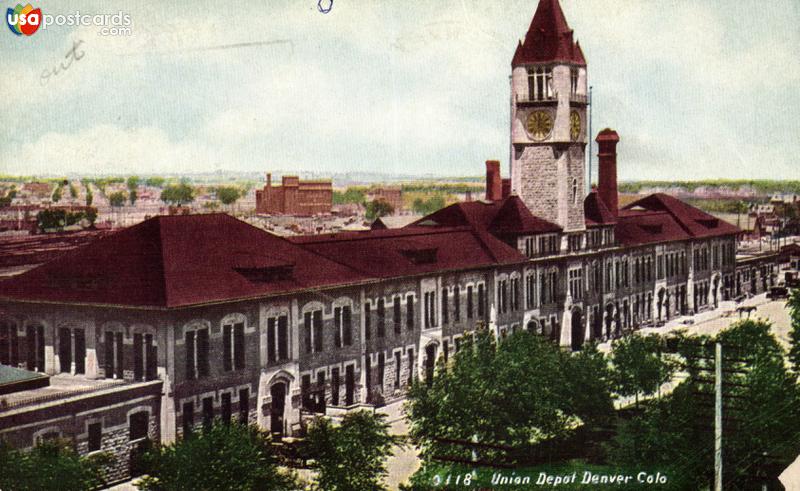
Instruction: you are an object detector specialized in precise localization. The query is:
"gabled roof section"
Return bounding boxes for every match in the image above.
[584,191,617,226]
[616,193,740,246]
[0,214,367,308]
[489,196,562,236]
[512,0,586,66]
[410,197,561,237]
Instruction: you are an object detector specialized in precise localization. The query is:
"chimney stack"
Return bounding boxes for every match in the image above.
[596,129,620,217]
[266,173,272,188]
[485,160,502,201]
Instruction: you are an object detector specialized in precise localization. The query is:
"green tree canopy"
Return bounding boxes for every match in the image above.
[366,199,394,221]
[215,186,242,206]
[405,328,613,466]
[0,439,112,491]
[145,176,166,188]
[305,411,396,491]
[160,183,195,206]
[137,422,298,491]
[333,187,366,205]
[108,191,127,208]
[609,334,676,407]
[609,320,800,488]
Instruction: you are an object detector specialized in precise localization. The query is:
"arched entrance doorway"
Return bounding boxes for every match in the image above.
[270,382,287,436]
[571,308,584,351]
[424,344,437,387]
[526,320,540,335]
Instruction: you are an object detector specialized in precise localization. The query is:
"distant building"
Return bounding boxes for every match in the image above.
[255,173,332,215]
[366,187,403,214]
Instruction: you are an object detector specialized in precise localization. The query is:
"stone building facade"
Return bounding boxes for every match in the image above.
[0,0,771,483]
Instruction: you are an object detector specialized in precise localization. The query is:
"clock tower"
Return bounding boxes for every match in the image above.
[510,0,588,232]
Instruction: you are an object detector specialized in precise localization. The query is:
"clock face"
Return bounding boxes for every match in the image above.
[526,110,553,141]
[570,110,582,141]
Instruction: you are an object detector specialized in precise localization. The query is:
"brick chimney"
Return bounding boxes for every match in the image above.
[485,160,502,201]
[596,129,620,217]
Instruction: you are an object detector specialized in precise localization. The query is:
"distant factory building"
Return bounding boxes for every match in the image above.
[255,173,332,215]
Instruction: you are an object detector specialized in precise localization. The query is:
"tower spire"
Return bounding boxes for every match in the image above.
[512,0,585,67]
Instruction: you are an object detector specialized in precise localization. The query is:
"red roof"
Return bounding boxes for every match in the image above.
[0,214,367,308]
[411,196,561,236]
[617,193,740,246]
[289,226,526,279]
[512,0,586,66]
[584,191,617,227]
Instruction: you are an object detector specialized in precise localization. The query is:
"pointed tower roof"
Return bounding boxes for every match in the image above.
[512,0,586,66]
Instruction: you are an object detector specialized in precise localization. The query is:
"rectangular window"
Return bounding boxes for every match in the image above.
[185,331,195,380]
[394,351,401,389]
[145,334,156,381]
[441,288,449,324]
[342,307,352,346]
[277,316,289,360]
[197,329,209,378]
[302,374,313,410]
[233,323,245,370]
[239,388,250,424]
[88,422,102,452]
[105,331,115,378]
[304,312,312,353]
[345,364,355,406]
[406,296,414,329]
[467,286,474,319]
[74,329,85,374]
[267,318,276,363]
[59,328,71,373]
[221,392,232,424]
[377,299,386,337]
[223,324,232,371]
[182,402,194,437]
[334,307,342,347]
[378,352,385,391]
[393,297,401,334]
[364,301,371,340]
[133,332,144,380]
[443,340,449,363]
[453,286,460,321]
[331,367,340,406]
[114,331,123,379]
[129,412,149,441]
[202,397,213,430]
[316,371,326,411]
[313,310,323,353]
[477,284,485,318]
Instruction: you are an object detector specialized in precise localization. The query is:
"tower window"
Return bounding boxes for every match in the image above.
[571,68,579,95]
[527,66,554,101]
[572,178,578,204]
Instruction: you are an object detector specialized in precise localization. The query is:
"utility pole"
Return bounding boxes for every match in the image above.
[715,342,723,491]
[587,85,593,194]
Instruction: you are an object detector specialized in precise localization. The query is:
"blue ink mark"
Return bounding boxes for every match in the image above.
[317,0,333,14]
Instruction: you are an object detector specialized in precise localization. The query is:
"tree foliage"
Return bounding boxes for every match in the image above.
[789,288,800,373]
[305,411,396,491]
[137,421,297,491]
[145,176,166,188]
[609,334,675,407]
[160,183,195,206]
[215,186,242,206]
[0,439,112,491]
[405,329,613,465]
[608,320,800,488]
[109,191,127,208]
[411,195,446,215]
[333,187,366,205]
[366,199,394,221]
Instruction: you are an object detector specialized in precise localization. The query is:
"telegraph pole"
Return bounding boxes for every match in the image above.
[715,342,723,491]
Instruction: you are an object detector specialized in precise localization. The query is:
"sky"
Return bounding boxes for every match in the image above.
[1,0,798,181]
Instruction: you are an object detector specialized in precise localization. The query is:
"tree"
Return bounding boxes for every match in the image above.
[411,195,446,215]
[215,186,242,207]
[51,186,62,203]
[127,176,140,205]
[68,183,78,199]
[145,176,166,188]
[333,187,366,205]
[305,411,396,491]
[0,439,112,491]
[609,334,675,407]
[789,289,800,373]
[137,421,298,491]
[366,199,394,221]
[85,188,93,206]
[405,328,613,466]
[109,191,127,208]
[609,320,800,488]
[160,183,195,206]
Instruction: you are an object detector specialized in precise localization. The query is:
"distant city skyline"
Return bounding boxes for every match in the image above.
[1,0,798,181]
